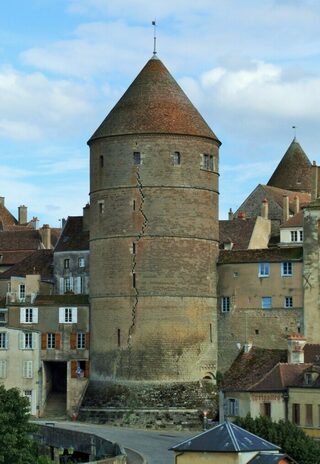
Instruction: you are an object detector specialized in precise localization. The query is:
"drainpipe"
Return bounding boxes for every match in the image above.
[283,390,289,421]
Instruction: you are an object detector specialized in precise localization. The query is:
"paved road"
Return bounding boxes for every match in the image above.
[38,421,193,464]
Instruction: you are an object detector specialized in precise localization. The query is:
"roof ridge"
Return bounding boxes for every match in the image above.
[249,362,281,390]
[226,421,240,451]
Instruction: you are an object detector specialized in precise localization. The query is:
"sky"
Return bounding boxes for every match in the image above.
[1,0,320,226]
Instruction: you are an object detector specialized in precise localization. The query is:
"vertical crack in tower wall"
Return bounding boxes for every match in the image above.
[128,167,148,354]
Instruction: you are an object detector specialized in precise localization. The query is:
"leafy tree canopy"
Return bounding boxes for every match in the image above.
[0,385,52,464]
[234,414,320,464]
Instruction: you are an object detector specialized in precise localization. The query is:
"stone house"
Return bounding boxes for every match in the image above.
[0,326,41,416]
[220,335,320,439]
[53,216,89,295]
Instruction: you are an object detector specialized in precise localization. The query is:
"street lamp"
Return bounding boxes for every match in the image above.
[58,446,74,463]
[203,410,208,431]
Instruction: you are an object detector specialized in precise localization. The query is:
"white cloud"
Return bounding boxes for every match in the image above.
[0,66,96,141]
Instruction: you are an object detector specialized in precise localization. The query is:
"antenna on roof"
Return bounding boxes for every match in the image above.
[292,125,297,139]
[152,20,157,56]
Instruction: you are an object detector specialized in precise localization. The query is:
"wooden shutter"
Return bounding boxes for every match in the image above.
[70,333,76,349]
[59,307,65,323]
[71,307,77,323]
[33,308,38,323]
[20,307,26,323]
[41,333,47,350]
[71,360,77,378]
[55,333,61,350]
[85,332,90,350]
[59,277,64,294]
[84,361,90,378]
[74,277,81,294]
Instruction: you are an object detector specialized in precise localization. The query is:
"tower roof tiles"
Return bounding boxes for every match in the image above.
[267,138,312,193]
[89,56,220,143]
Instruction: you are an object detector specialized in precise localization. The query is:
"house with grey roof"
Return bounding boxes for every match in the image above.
[170,421,296,463]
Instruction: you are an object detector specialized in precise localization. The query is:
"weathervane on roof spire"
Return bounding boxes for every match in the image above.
[292,125,297,139]
[152,20,157,56]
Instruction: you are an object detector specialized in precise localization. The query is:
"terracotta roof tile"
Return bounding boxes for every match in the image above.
[0,251,33,266]
[281,211,304,228]
[267,138,312,193]
[219,218,256,250]
[0,204,17,229]
[54,217,89,252]
[0,230,42,251]
[249,363,311,391]
[0,250,53,280]
[222,347,287,391]
[218,246,302,264]
[35,294,89,305]
[89,57,220,143]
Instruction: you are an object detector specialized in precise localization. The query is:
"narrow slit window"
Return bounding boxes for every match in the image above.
[98,200,104,215]
[132,243,136,255]
[133,200,136,211]
[133,152,141,165]
[173,152,181,165]
[209,323,212,343]
[100,155,104,168]
[117,329,121,347]
[133,273,136,288]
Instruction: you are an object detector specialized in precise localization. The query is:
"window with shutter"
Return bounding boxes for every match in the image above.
[56,333,61,350]
[23,360,33,378]
[70,333,77,349]
[41,333,47,350]
[84,361,90,378]
[85,332,90,350]
[0,360,7,378]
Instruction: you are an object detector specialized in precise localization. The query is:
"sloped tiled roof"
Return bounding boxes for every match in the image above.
[222,347,287,391]
[170,421,279,452]
[54,217,89,252]
[262,185,311,212]
[0,230,43,251]
[218,247,302,264]
[304,344,320,364]
[267,138,312,193]
[249,363,311,391]
[219,218,256,250]
[0,204,17,229]
[0,250,53,280]
[0,251,33,266]
[89,56,220,143]
[281,211,304,228]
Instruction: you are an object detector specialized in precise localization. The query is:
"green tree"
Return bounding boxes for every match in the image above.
[234,414,320,464]
[0,385,53,464]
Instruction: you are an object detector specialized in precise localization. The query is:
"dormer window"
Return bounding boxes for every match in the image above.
[305,373,313,385]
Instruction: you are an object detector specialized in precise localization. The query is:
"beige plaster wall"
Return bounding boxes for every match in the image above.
[248,217,271,249]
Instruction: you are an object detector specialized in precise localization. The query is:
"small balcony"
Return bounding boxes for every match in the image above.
[6,292,37,305]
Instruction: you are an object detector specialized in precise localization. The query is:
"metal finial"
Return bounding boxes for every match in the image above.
[152,20,157,55]
[292,125,297,138]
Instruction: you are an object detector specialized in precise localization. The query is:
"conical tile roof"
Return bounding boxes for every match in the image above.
[89,56,220,143]
[267,138,312,193]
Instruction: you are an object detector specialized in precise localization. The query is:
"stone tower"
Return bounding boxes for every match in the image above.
[88,56,221,383]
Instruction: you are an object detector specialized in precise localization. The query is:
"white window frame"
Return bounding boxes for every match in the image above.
[47,333,56,349]
[19,284,26,301]
[221,297,231,313]
[78,257,85,268]
[19,332,36,350]
[299,230,303,242]
[291,230,298,242]
[284,296,293,308]
[0,360,7,378]
[64,277,73,293]
[0,332,8,349]
[64,258,70,269]
[77,332,86,350]
[22,360,33,379]
[281,261,293,277]
[262,297,272,309]
[59,307,77,324]
[20,307,38,324]
[258,262,270,277]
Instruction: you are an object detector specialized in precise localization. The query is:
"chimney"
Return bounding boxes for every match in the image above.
[83,203,90,232]
[237,211,246,220]
[0,197,4,207]
[31,217,39,230]
[261,198,268,219]
[282,195,289,223]
[228,208,234,221]
[18,205,28,225]
[40,224,51,249]
[287,334,306,364]
[293,196,300,215]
